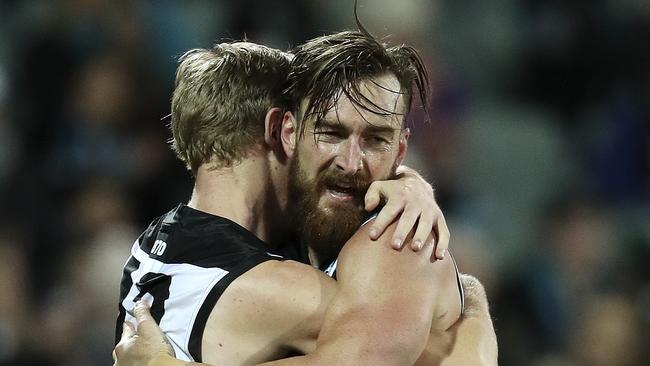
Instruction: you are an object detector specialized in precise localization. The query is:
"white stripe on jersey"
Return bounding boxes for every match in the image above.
[121,240,229,361]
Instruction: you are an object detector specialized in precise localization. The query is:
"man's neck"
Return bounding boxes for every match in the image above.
[188,157,273,243]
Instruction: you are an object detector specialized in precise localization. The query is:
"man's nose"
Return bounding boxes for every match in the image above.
[334,138,364,175]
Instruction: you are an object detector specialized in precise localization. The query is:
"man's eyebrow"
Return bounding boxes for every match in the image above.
[315,119,399,133]
[364,124,401,134]
[314,119,344,130]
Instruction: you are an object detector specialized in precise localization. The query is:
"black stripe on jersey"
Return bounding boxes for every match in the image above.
[115,254,141,345]
[449,252,465,313]
[135,272,173,324]
[141,213,168,255]
[188,253,276,362]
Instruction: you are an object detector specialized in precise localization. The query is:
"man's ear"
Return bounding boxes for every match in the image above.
[264,107,284,146]
[280,111,297,159]
[396,127,410,166]
[264,107,288,162]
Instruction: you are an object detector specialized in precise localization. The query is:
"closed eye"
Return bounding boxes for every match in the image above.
[314,128,346,142]
[369,136,390,144]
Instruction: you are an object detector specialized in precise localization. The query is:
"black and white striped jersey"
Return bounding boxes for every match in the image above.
[115,205,464,362]
[115,204,286,362]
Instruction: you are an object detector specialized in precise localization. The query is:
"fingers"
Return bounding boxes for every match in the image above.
[134,301,159,336]
[114,321,136,365]
[364,182,382,212]
[433,210,450,260]
[392,206,421,250]
[369,201,404,242]
[134,301,152,322]
[122,320,136,339]
[411,210,434,252]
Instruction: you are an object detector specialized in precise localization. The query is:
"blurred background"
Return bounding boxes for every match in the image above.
[0,0,648,365]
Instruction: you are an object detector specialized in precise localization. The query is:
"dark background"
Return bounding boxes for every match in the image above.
[0,1,648,365]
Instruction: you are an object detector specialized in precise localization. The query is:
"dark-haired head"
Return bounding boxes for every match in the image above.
[285,30,429,137]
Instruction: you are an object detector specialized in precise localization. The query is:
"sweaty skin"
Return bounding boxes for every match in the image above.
[114,219,464,366]
[113,274,497,366]
[197,220,461,365]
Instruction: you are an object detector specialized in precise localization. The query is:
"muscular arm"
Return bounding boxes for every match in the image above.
[202,220,459,366]
[275,221,460,366]
[115,272,496,366]
[200,260,337,364]
[114,220,463,366]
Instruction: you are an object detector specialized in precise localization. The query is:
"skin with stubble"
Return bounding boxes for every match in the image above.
[287,74,408,267]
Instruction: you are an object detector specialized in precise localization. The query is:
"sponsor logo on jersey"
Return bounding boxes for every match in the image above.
[152,239,167,256]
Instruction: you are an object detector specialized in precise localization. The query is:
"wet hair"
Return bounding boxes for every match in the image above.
[285,27,429,137]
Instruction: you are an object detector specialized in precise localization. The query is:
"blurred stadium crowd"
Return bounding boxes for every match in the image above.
[0,1,648,365]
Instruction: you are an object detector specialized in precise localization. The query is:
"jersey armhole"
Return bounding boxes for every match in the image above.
[187,253,279,362]
[448,251,465,314]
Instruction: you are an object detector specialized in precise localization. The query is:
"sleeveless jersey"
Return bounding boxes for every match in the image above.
[115,204,285,362]
[116,206,464,362]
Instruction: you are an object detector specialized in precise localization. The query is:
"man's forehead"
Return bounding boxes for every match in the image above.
[320,108,403,130]
[303,74,407,129]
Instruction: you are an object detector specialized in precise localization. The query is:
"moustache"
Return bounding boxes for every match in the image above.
[317,170,371,198]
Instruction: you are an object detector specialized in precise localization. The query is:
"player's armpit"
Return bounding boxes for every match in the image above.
[201,260,338,365]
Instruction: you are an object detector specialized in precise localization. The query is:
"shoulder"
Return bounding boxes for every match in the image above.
[335,218,439,277]
[336,218,462,329]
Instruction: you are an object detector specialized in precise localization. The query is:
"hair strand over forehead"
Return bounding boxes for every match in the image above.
[285,24,430,138]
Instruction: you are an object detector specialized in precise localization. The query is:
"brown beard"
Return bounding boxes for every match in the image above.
[288,152,370,267]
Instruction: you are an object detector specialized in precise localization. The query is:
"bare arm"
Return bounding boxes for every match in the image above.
[441,275,498,365]
[416,274,498,366]
[274,221,460,366]
[114,221,462,366]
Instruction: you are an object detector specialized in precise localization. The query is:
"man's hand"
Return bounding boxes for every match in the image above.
[113,301,180,366]
[364,165,449,259]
